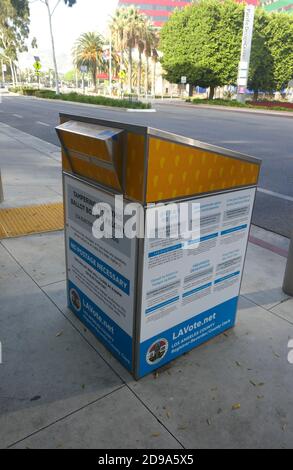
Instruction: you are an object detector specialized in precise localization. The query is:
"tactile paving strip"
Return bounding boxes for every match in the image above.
[0,203,64,239]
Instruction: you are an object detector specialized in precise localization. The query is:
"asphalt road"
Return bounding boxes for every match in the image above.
[0,94,292,238]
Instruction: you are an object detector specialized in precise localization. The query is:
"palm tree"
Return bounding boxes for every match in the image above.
[150,28,159,96]
[151,47,159,96]
[110,7,128,83]
[144,24,157,96]
[137,37,145,96]
[136,14,149,96]
[110,6,157,95]
[124,6,142,94]
[73,32,104,91]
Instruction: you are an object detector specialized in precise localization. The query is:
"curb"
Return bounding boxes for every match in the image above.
[126,108,156,113]
[156,100,293,118]
[0,121,60,158]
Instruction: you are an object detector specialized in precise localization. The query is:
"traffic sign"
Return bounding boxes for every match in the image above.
[118,70,126,82]
[181,76,187,84]
[33,61,41,71]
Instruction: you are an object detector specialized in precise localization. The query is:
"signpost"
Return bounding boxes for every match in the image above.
[103,32,113,96]
[33,61,42,74]
[80,65,88,94]
[118,69,126,97]
[237,5,255,102]
[33,60,42,88]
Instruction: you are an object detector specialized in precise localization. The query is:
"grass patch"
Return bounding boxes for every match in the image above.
[9,87,151,109]
[186,97,293,112]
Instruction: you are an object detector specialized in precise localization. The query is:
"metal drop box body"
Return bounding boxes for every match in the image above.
[56,113,261,379]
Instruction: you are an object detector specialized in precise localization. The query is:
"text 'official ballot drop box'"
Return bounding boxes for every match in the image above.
[56,113,261,379]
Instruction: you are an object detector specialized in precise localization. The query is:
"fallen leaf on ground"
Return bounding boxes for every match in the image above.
[232,403,241,410]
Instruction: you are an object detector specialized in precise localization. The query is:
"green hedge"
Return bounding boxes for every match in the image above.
[9,87,151,109]
[188,98,247,107]
[186,97,292,112]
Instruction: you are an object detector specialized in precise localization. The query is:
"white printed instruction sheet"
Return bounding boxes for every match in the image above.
[139,187,256,344]
[64,174,137,371]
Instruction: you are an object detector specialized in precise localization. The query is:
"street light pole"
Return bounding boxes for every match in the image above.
[44,0,60,94]
[236,5,255,103]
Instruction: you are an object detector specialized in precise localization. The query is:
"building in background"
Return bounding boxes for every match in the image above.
[259,0,293,13]
[118,0,260,27]
[118,0,193,27]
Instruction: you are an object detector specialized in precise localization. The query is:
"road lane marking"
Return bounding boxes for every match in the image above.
[13,114,23,118]
[257,187,293,203]
[36,121,50,127]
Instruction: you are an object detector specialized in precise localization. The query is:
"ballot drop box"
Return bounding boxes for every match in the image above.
[56,113,261,379]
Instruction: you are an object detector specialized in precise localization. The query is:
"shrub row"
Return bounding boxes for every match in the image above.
[186,97,292,112]
[9,87,151,109]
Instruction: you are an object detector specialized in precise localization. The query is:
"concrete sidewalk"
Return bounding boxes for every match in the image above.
[0,126,293,449]
[0,122,61,208]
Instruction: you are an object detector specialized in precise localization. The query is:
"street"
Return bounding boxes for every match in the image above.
[0,94,292,237]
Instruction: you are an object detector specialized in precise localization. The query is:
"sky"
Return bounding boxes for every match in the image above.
[19,0,119,73]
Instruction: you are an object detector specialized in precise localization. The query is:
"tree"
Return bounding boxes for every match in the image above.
[38,0,76,94]
[73,32,104,91]
[248,9,275,100]
[136,14,148,96]
[124,6,142,93]
[63,68,79,82]
[110,7,128,90]
[43,0,60,93]
[0,0,30,85]
[144,22,157,95]
[160,0,247,99]
[111,6,150,94]
[265,12,293,92]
